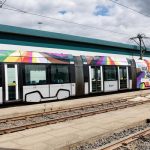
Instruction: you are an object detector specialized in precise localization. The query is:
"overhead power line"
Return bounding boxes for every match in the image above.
[109,0,150,18]
[0,3,131,37]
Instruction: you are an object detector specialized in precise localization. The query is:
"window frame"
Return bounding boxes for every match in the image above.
[128,66,132,80]
[23,63,48,86]
[50,64,70,84]
[0,63,3,87]
[83,65,89,82]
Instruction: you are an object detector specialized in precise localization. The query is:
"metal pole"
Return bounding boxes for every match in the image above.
[139,35,142,60]
[130,34,149,60]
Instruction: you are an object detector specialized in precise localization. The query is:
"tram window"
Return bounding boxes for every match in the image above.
[25,65,47,85]
[51,65,69,84]
[104,66,117,81]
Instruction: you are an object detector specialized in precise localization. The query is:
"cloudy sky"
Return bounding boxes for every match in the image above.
[0,0,150,45]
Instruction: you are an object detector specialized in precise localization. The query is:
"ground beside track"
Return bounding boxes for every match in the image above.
[0,101,150,150]
[0,90,150,120]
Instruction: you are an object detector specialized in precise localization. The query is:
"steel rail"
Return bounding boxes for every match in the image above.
[101,127,150,150]
[0,99,127,123]
[0,99,150,135]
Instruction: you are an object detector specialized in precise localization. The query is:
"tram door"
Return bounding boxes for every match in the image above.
[119,66,128,89]
[4,64,19,101]
[91,66,102,92]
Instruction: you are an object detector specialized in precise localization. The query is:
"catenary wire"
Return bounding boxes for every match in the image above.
[109,0,150,18]
[0,3,132,37]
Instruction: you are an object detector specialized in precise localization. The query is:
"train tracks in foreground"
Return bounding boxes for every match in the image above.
[0,95,150,135]
[103,126,150,150]
[68,120,150,150]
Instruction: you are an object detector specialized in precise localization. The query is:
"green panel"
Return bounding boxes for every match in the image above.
[0,24,150,58]
[0,24,144,51]
[0,39,143,57]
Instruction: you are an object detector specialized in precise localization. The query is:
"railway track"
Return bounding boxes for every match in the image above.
[0,96,150,135]
[102,125,150,150]
[115,131,150,150]
[67,120,150,150]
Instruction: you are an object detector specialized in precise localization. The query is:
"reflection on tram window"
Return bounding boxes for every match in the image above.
[119,67,127,80]
[51,65,69,84]
[91,66,101,92]
[104,66,117,81]
[7,64,16,86]
[25,65,47,85]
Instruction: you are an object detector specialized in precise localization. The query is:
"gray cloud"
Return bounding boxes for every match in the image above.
[131,0,150,14]
[117,0,150,15]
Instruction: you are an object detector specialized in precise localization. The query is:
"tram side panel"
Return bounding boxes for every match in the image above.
[87,56,132,93]
[128,66,133,89]
[22,63,75,102]
[130,59,136,90]
[0,64,3,104]
[49,64,74,99]
[22,57,149,103]
[103,65,118,92]
[135,59,150,89]
[47,63,75,100]
[83,64,89,95]
[89,65,122,93]
[22,64,50,102]
[89,65,103,93]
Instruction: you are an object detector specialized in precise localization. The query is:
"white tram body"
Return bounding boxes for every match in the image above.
[0,43,149,104]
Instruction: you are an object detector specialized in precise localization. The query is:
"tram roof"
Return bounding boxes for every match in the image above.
[0,24,143,51]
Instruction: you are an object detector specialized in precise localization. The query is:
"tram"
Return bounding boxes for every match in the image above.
[0,47,149,104]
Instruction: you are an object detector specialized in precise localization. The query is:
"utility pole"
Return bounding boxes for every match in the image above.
[0,0,6,8]
[130,34,150,60]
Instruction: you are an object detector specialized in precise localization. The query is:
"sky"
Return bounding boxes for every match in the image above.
[0,0,150,46]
